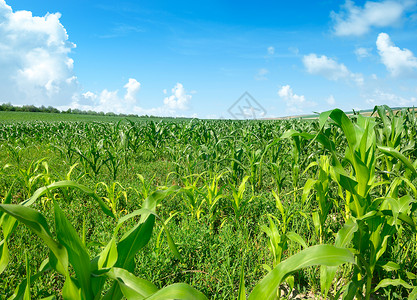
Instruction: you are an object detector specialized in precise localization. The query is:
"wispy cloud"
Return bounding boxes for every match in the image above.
[255,68,269,80]
[354,47,372,59]
[98,23,145,39]
[331,0,415,36]
[365,89,417,106]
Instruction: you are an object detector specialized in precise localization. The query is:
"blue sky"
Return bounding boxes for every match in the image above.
[1,0,417,118]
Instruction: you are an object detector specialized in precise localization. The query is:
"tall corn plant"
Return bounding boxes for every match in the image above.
[313,108,417,299]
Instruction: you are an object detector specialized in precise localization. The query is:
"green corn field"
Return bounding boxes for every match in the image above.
[1,105,417,299]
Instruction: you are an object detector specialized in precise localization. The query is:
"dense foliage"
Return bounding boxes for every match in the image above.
[1,105,417,299]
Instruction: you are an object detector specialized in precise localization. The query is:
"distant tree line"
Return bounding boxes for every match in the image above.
[0,102,155,118]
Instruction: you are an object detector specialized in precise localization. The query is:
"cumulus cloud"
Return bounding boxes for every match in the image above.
[0,0,77,106]
[278,85,315,114]
[68,79,195,117]
[376,32,417,77]
[267,46,275,55]
[124,78,141,103]
[303,53,364,85]
[163,83,192,111]
[331,0,414,36]
[69,78,141,114]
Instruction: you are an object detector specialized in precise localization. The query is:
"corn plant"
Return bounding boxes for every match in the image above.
[179,173,205,219]
[95,181,128,221]
[227,175,252,227]
[302,155,335,244]
[73,138,108,178]
[312,109,417,299]
[5,158,49,199]
[201,171,225,230]
[261,193,307,270]
[133,173,156,201]
[0,181,208,299]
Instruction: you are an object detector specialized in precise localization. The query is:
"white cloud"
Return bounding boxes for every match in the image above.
[0,0,77,106]
[267,46,275,55]
[63,80,196,117]
[68,79,195,117]
[255,68,269,80]
[327,95,336,105]
[124,78,141,104]
[70,78,141,114]
[376,32,417,77]
[331,0,414,36]
[303,53,364,85]
[278,85,315,114]
[163,83,192,111]
[355,47,372,59]
[366,89,416,106]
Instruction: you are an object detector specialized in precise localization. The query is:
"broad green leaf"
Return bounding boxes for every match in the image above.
[410,287,417,300]
[379,261,400,272]
[145,283,208,300]
[24,252,30,300]
[321,219,357,298]
[54,202,93,299]
[302,179,317,204]
[407,272,417,280]
[238,176,250,199]
[98,238,118,269]
[238,263,246,300]
[160,221,181,260]
[280,129,315,140]
[22,180,114,218]
[335,218,358,247]
[62,276,81,299]
[286,232,307,249]
[373,278,413,292]
[0,204,68,275]
[40,296,56,300]
[0,181,14,218]
[328,109,357,150]
[0,239,9,274]
[141,186,180,218]
[378,146,417,175]
[271,190,284,216]
[116,215,155,271]
[319,110,333,130]
[0,184,16,274]
[248,245,355,300]
[106,267,158,299]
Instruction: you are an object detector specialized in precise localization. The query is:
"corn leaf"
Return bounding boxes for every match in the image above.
[249,245,355,300]
[0,204,68,275]
[106,267,158,299]
[54,202,93,299]
[144,283,208,300]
